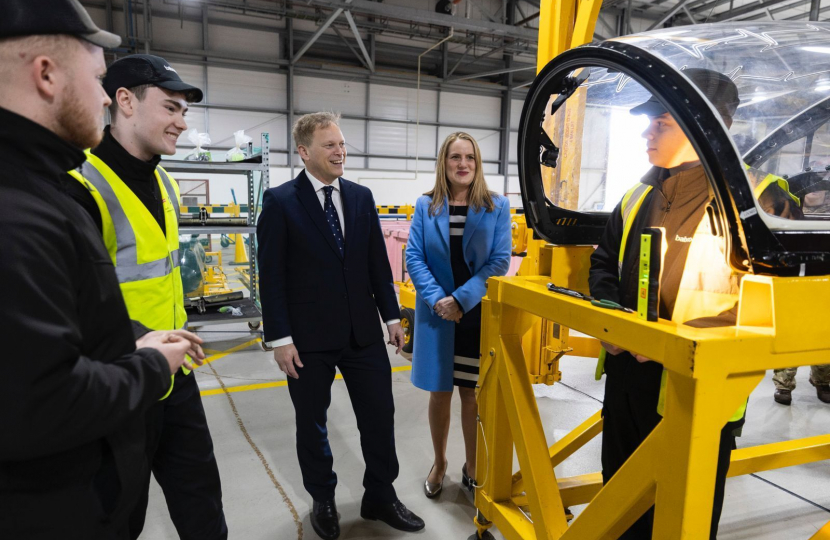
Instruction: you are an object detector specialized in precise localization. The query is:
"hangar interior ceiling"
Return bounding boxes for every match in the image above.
[79,0,826,179]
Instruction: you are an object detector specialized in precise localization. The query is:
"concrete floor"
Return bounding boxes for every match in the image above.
[139,321,830,539]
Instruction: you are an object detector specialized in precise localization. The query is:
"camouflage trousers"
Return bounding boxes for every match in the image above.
[772,364,830,391]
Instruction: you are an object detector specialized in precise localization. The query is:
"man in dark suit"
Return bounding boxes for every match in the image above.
[257,112,425,540]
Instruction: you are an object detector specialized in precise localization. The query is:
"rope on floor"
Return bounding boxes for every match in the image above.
[206,361,304,539]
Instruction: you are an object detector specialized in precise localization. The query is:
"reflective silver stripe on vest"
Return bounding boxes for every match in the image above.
[617,183,653,275]
[78,161,174,283]
[621,183,651,228]
[156,168,181,269]
[156,167,181,223]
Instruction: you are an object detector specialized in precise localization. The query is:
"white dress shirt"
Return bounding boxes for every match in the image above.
[307,169,346,238]
[266,169,398,349]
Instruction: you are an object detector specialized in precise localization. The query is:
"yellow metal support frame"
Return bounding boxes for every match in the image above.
[473,275,830,539]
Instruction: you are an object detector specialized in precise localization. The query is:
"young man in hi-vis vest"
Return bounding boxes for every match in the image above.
[65,55,227,540]
[589,68,802,540]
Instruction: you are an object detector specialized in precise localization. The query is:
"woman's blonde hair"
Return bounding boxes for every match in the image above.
[426,132,495,216]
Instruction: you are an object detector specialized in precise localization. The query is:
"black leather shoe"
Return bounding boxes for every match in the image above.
[311,499,340,540]
[461,463,475,492]
[360,499,425,532]
[811,378,830,403]
[774,388,792,405]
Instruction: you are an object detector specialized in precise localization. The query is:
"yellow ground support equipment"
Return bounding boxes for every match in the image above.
[469,3,830,538]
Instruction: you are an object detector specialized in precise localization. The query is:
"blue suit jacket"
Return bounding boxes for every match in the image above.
[257,171,399,351]
[406,194,512,391]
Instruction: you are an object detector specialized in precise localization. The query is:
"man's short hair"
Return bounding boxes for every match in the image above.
[107,84,153,124]
[0,34,86,81]
[292,112,340,149]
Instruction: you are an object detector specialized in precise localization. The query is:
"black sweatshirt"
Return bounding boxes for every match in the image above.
[64,125,165,233]
[589,164,709,392]
[589,164,801,391]
[0,107,170,529]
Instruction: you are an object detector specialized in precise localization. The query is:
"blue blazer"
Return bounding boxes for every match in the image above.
[406,194,512,391]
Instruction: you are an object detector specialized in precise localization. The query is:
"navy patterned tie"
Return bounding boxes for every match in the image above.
[322,185,345,255]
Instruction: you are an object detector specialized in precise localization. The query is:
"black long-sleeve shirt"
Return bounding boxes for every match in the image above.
[589,164,802,391]
[64,125,165,233]
[0,107,170,526]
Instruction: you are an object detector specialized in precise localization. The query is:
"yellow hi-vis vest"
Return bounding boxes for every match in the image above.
[68,152,189,399]
[605,166,794,423]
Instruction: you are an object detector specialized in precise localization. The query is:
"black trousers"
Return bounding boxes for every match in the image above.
[287,336,399,504]
[602,374,743,540]
[0,481,129,540]
[129,370,227,540]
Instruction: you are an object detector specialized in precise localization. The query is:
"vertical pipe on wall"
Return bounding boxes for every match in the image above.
[287,17,295,177]
[500,5,515,195]
[105,0,113,32]
[810,0,821,20]
[124,0,132,50]
[417,28,454,177]
[365,83,370,170]
[435,90,441,162]
[143,0,150,53]
[202,4,210,134]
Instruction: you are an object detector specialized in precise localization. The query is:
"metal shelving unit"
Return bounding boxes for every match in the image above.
[163,132,270,329]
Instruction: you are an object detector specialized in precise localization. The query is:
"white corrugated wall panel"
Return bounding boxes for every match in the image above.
[439,92,500,128]
[207,67,284,109]
[340,119,366,154]
[206,110,287,153]
[368,122,436,160]
[180,111,206,135]
[209,24,280,60]
[367,158,436,172]
[510,99,524,131]
[508,130,518,163]
[168,62,206,92]
[437,127,500,161]
[152,17,202,51]
[294,77,366,116]
[85,6,107,29]
[368,84,438,122]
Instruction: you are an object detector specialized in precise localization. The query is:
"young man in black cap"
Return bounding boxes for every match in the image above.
[64,54,227,540]
[0,2,204,539]
[589,68,800,539]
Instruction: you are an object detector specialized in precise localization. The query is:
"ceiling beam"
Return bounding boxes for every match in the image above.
[303,0,538,40]
[446,64,536,82]
[293,8,344,64]
[344,10,374,72]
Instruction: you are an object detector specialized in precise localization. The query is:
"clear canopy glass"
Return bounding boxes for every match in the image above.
[543,22,830,230]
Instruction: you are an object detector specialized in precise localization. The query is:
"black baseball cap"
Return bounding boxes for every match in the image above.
[103,54,204,103]
[0,0,120,49]
[631,68,740,121]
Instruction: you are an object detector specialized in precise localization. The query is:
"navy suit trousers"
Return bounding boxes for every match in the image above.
[287,335,399,504]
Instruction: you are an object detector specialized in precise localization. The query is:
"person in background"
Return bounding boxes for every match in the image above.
[64,54,227,540]
[0,1,203,538]
[257,112,424,540]
[772,365,830,405]
[406,132,512,498]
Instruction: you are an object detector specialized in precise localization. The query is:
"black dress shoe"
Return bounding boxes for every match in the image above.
[360,499,425,532]
[311,499,340,540]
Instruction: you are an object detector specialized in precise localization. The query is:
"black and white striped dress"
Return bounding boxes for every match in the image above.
[449,205,482,388]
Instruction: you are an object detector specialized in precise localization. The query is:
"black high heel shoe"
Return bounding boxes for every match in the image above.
[461,463,476,492]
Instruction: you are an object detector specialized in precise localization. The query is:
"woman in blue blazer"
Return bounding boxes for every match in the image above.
[406,132,512,499]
